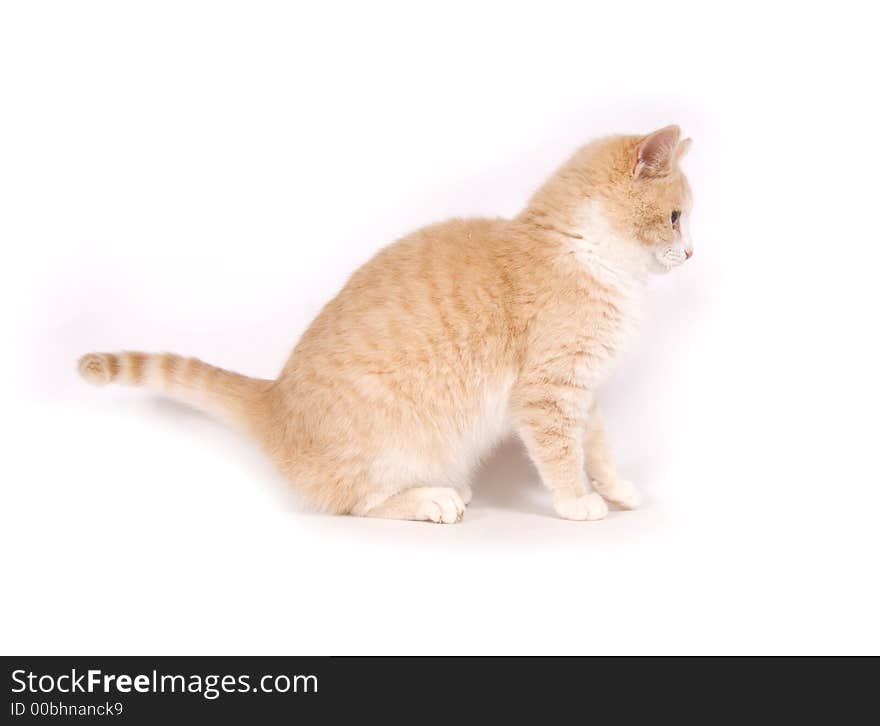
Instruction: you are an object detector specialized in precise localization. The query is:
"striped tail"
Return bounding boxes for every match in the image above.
[77,351,273,431]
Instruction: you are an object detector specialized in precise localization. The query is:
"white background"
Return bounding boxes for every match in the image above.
[2,1,878,655]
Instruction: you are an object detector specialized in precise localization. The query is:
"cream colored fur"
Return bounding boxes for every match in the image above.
[78,126,694,523]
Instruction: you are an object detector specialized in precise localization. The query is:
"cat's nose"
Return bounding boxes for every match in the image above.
[685,250,693,260]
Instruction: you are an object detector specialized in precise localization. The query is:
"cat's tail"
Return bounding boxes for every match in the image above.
[77,351,273,433]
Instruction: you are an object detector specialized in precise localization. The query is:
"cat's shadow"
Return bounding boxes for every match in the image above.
[469,438,550,517]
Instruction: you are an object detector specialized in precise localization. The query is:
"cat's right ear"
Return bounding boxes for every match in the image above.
[632,125,681,179]
[673,137,693,164]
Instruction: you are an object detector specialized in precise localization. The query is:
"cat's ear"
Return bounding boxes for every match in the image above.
[673,137,693,164]
[632,125,681,179]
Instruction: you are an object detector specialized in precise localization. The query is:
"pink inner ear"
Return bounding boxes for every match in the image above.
[634,125,681,178]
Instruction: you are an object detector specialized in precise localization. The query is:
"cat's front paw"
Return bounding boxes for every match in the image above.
[553,492,608,521]
[595,479,642,510]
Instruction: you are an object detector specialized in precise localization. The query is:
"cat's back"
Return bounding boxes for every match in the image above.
[292,216,516,363]
[348,216,511,299]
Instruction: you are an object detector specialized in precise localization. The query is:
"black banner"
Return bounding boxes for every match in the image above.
[2,656,868,721]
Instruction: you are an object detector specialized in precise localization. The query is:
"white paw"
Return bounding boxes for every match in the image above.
[596,479,642,510]
[553,492,608,521]
[415,488,466,524]
[455,483,473,505]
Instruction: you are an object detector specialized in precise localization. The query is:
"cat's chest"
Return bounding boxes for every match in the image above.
[568,291,643,382]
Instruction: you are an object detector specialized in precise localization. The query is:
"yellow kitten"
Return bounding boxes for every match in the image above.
[79,126,694,523]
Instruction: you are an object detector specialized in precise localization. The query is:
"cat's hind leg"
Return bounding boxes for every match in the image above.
[360,486,466,524]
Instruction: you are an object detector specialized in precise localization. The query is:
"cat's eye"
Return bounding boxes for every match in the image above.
[671,210,681,225]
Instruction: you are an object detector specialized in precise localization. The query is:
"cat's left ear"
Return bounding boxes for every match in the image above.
[633,125,681,179]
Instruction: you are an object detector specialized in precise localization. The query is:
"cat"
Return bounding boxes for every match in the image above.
[78,125,694,523]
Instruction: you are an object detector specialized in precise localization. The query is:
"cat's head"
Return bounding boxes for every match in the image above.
[599,125,694,276]
[526,125,694,281]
